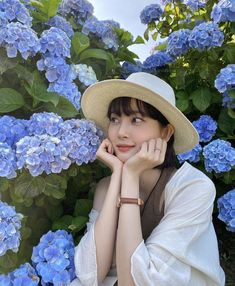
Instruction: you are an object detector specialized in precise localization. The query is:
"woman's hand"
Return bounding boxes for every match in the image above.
[96,138,123,172]
[123,138,167,176]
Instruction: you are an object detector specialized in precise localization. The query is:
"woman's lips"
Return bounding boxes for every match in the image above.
[116,145,134,152]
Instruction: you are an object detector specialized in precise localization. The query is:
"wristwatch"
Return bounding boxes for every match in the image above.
[117,197,144,208]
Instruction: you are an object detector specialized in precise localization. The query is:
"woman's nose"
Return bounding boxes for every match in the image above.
[117,121,129,138]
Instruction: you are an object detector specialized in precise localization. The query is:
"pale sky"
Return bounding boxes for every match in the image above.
[89,0,159,61]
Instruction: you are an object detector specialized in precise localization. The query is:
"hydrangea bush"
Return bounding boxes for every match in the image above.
[0,0,234,284]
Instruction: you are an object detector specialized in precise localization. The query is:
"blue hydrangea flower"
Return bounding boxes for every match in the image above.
[188,22,224,51]
[211,0,235,23]
[0,0,32,27]
[203,139,235,173]
[39,27,71,58]
[59,119,103,165]
[177,144,202,163]
[71,64,97,86]
[0,22,40,59]
[184,0,207,11]
[16,134,71,176]
[82,16,119,50]
[0,116,28,148]
[121,61,143,79]
[192,115,217,143]
[47,15,74,38]
[31,230,76,285]
[217,189,235,232]
[0,263,39,286]
[215,64,235,108]
[0,143,17,179]
[0,201,23,256]
[59,0,94,25]
[167,29,191,57]
[28,112,63,136]
[143,51,173,71]
[140,4,163,24]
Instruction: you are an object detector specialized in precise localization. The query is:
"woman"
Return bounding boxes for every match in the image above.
[70,72,225,286]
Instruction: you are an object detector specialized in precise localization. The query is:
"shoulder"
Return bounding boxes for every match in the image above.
[93,176,111,212]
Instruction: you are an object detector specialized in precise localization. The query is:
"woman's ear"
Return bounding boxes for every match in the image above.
[161,124,174,142]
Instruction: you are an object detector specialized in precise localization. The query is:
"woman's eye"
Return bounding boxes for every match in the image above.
[110,117,119,123]
[132,117,143,123]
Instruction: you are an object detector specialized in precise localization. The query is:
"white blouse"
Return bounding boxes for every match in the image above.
[70,162,225,286]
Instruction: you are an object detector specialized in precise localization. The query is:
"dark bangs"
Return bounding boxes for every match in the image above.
[107,97,169,127]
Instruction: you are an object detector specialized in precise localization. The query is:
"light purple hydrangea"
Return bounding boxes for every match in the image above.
[217,189,235,232]
[47,15,74,38]
[166,29,191,57]
[211,0,235,23]
[192,115,217,143]
[39,27,71,58]
[188,22,224,51]
[71,64,97,86]
[183,0,208,11]
[203,139,235,173]
[0,22,40,59]
[59,0,94,25]
[143,51,173,71]
[31,230,75,285]
[0,201,23,256]
[0,143,17,179]
[0,0,32,27]
[0,263,39,286]
[140,4,163,24]
[177,144,202,164]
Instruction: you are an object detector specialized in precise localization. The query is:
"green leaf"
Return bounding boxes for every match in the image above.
[121,30,133,43]
[44,174,67,199]
[152,31,158,41]
[191,87,212,112]
[52,215,73,230]
[228,89,235,99]
[133,36,145,44]
[14,65,34,85]
[0,177,9,193]
[176,98,189,112]
[224,43,235,62]
[218,109,235,135]
[74,199,93,216]
[0,49,17,74]
[228,108,235,119]
[45,96,79,118]
[72,32,90,56]
[69,216,88,232]
[14,173,45,198]
[0,88,25,113]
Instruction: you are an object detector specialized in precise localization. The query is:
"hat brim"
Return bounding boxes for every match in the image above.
[81,79,199,154]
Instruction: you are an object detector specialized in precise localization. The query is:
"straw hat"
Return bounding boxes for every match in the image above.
[81,72,199,154]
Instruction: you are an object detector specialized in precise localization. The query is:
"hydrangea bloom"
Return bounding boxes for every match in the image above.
[192,115,217,142]
[184,0,207,11]
[28,112,63,136]
[39,27,71,58]
[167,29,191,57]
[188,22,224,51]
[0,201,23,256]
[0,143,17,179]
[0,263,39,286]
[121,61,143,79]
[217,189,235,232]
[47,15,74,38]
[140,4,163,24]
[143,51,173,71]
[211,0,235,23]
[203,139,235,173]
[31,230,75,285]
[82,16,119,50]
[177,144,202,163]
[71,64,97,86]
[0,22,40,59]
[0,0,32,27]
[59,119,103,165]
[0,116,28,148]
[59,0,94,25]
[16,134,72,176]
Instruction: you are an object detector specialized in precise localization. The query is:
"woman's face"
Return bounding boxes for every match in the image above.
[108,99,167,163]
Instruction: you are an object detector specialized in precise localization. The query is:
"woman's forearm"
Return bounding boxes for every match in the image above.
[94,170,122,283]
[116,170,143,286]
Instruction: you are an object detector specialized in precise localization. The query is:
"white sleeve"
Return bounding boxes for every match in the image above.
[130,166,224,286]
[72,209,99,286]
